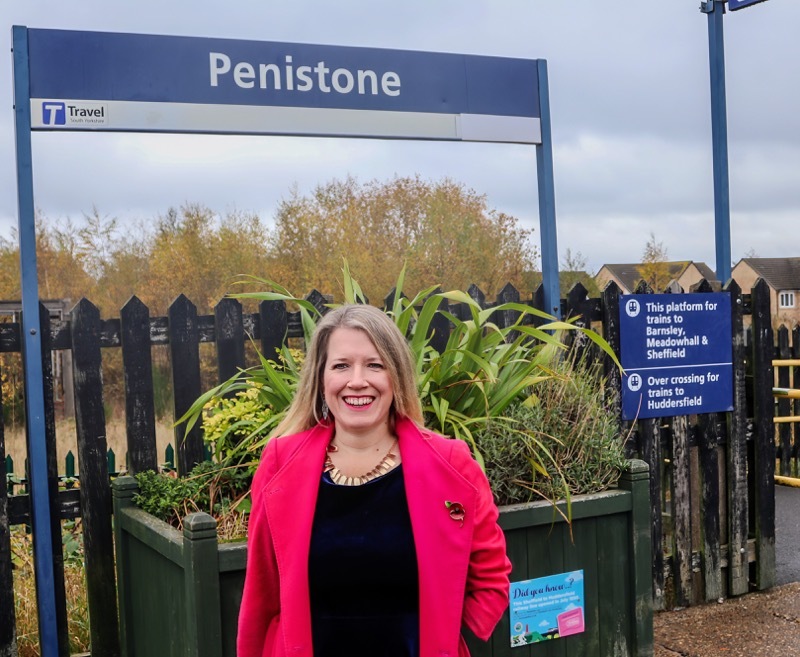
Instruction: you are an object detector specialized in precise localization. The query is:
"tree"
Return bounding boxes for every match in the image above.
[143,204,272,314]
[267,176,538,299]
[559,248,599,297]
[637,232,671,292]
[0,236,20,299]
[35,218,95,303]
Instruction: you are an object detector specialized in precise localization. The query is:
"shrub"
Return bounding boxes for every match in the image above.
[185,264,617,469]
[160,263,623,530]
[133,461,251,540]
[479,352,627,506]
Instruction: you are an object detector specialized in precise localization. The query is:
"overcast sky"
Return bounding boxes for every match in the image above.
[1,1,798,277]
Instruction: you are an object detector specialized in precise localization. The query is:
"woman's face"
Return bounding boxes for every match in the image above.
[323,327,394,439]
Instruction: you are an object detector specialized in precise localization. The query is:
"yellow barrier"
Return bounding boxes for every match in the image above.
[775,475,800,488]
[774,387,800,399]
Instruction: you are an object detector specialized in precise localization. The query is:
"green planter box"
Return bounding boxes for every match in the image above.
[112,460,652,657]
[112,478,247,657]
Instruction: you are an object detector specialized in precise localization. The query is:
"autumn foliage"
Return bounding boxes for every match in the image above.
[0,176,538,314]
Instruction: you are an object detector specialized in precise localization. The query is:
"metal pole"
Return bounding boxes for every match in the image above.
[536,60,561,319]
[702,0,732,284]
[12,25,60,657]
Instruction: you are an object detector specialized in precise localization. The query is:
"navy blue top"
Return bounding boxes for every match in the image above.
[308,464,420,657]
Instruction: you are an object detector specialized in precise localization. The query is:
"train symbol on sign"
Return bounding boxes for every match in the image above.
[625,299,640,318]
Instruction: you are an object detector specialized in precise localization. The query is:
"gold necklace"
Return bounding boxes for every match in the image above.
[324,439,398,486]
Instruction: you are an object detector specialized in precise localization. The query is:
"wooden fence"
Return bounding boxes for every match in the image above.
[0,279,778,656]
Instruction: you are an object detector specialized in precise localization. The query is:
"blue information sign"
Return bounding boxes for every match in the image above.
[619,293,733,420]
[728,0,769,11]
[24,29,542,143]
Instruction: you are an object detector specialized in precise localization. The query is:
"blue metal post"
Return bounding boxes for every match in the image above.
[536,60,561,318]
[12,25,60,657]
[703,0,732,284]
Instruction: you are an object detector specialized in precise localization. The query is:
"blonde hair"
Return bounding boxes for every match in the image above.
[272,304,424,438]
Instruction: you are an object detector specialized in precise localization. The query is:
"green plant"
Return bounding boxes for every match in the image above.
[133,461,251,539]
[201,382,275,465]
[168,262,623,529]
[479,352,627,506]
[182,263,618,466]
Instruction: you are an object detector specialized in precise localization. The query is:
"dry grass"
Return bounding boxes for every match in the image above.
[5,415,174,654]
[5,414,175,478]
[11,523,91,657]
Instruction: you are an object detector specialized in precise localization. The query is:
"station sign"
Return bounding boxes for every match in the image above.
[25,29,542,144]
[619,293,734,420]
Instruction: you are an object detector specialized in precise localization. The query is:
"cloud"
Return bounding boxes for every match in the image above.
[1,0,798,277]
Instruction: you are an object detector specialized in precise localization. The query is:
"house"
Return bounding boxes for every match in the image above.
[595,261,718,294]
[523,270,600,297]
[731,257,800,327]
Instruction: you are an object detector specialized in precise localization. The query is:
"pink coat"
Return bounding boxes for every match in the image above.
[237,416,511,657]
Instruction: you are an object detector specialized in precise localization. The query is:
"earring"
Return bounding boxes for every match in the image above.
[321,399,329,421]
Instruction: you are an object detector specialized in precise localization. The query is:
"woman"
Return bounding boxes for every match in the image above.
[237,304,510,657]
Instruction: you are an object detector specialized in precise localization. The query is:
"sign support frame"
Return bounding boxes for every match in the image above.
[10,28,563,652]
[702,0,732,285]
[536,60,560,317]
[12,25,60,657]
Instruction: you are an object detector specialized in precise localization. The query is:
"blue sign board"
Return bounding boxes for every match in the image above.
[25,29,542,143]
[728,0,769,11]
[619,293,733,420]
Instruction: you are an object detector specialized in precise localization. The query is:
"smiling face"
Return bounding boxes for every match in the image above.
[322,327,394,441]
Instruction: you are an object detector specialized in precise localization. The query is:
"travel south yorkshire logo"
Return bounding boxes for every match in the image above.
[41,101,108,127]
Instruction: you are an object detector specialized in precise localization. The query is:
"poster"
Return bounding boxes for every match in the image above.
[509,570,585,646]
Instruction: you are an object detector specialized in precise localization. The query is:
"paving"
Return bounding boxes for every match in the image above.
[653,484,800,656]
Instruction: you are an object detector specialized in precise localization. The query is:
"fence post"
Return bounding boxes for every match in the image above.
[564,281,592,359]
[669,413,693,607]
[214,298,245,385]
[724,279,749,596]
[112,476,138,657]
[183,512,223,657]
[259,299,287,363]
[494,283,521,331]
[168,295,204,475]
[664,283,692,607]
[0,357,17,657]
[793,325,800,475]
[619,459,653,657]
[38,303,69,654]
[531,283,547,327]
[751,278,775,590]
[71,298,121,657]
[601,281,623,419]
[626,281,665,610]
[425,289,449,355]
[690,280,723,602]
[120,296,158,474]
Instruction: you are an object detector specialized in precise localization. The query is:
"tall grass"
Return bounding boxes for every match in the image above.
[10,522,90,656]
